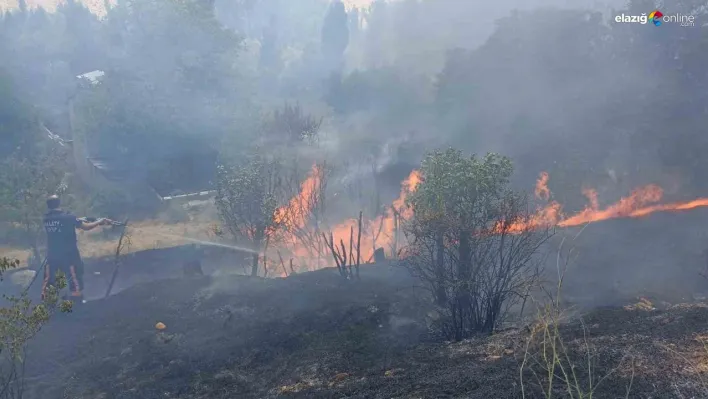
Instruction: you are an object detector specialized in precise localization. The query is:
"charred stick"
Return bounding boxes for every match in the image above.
[322,232,343,273]
[356,211,362,280]
[277,251,288,277]
[349,226,354,266]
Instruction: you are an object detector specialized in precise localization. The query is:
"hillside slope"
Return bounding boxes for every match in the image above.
[17,263,708,399]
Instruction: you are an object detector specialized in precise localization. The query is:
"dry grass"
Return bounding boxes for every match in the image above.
[1,220,217,268]
[77,219,216,257]
[519,231,632,399]
[517,233,708,399]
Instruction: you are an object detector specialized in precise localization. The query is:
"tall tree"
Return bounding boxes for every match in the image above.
[348,7,360,40]
[0,71,69,265]
[73,0,247,197]
[259,14,279,72]
[321,0,349,72]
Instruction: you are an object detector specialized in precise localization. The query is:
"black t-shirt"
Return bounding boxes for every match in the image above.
[43,209,82,260]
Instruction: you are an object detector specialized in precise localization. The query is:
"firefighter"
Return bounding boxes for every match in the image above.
[41,195,111,302]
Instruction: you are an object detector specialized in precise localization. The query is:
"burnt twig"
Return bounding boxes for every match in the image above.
[322,232,347,278]
[356,211,362,280]
[277,251,289,277]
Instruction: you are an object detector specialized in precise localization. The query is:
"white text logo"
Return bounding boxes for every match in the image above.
[614,12,695,27]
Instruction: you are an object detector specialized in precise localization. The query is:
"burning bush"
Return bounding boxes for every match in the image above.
[214,154,284,276]
[274,162,331,271]
[403,149,551,340]
[215,103,328,276]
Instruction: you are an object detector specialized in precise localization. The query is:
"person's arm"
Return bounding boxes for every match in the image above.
[77,218,106,231]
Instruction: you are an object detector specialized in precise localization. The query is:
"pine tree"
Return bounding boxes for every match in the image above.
[321,0,349,72]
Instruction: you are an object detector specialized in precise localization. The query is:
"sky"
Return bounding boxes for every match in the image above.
[0,0,382,14]
[0,0,113,14]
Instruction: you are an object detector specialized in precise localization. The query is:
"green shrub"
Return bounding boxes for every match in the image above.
[0,257,72,398]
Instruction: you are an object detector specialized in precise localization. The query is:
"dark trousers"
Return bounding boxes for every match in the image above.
[42,256,83,301]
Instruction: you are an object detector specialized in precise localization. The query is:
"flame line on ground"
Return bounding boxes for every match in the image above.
[522,172,708,232]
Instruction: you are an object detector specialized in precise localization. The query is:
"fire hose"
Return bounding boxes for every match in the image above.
[78,217,126,226]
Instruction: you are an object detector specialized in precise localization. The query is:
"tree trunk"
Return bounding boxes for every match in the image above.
[456,230,473,332]
[457,230,472,279]
[434,232,447,306]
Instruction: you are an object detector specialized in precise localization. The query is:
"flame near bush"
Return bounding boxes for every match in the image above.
[229,147,708,278]
[271,164,421,272]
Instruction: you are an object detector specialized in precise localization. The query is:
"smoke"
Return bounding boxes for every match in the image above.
[4,0,706,305]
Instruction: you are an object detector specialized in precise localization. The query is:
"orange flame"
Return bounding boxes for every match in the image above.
[271,164,323,267]
[273,164,320,235]
[270,169,708,272]
[535,172,550,201]
[272,168,421,271]
[504,172,708,233]
[327,170,421,263]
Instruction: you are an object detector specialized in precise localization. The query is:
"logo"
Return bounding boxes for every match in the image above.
[614,9,695,27]
[649,10,663,26]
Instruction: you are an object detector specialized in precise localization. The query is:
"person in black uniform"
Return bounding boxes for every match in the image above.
[42,195,111,302]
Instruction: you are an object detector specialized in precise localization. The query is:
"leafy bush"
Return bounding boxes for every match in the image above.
[403,149,551,340]
[0,257,71,398]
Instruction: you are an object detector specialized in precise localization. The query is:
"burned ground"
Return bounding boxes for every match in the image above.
[14,259,708,399]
